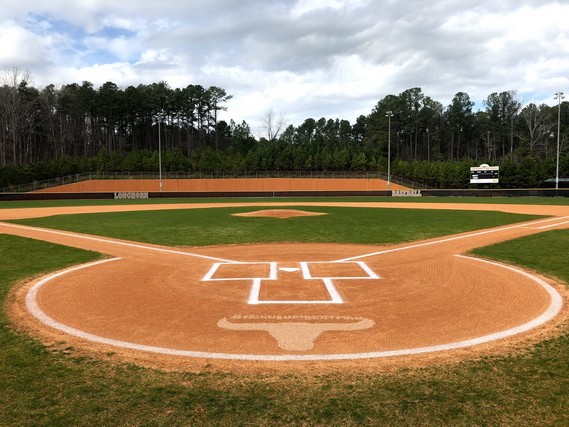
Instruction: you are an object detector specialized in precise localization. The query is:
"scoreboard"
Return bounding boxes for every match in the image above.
[470,165,499,184]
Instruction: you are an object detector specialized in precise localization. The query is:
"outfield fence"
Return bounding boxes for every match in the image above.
[1,188,569,202]
[1,171,429,193]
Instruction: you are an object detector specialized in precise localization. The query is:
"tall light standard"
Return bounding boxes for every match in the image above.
[157,112,163,193]
[386,111,393,189]
[426,128,430,162]
[554,92,564,190]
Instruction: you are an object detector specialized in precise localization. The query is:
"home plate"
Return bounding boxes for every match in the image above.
[280,267,300,272]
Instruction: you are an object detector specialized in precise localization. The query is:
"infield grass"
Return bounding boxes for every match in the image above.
[1,227,568,425]
[9,206,543,247]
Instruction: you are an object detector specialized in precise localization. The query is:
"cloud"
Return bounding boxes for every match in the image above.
[290,0,372,19]
[0,20,52,68]
[1,0,568,135]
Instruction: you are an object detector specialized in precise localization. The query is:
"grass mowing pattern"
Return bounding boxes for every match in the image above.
[11,206,543,247]
[0,233,567,425]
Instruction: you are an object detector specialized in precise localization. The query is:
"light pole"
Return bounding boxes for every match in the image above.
[157,112,163,193]
[554,92,564,190]
[386,111,393,189]
[426,128,430,162]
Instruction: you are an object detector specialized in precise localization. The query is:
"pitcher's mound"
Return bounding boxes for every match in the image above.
[232,209,327,219]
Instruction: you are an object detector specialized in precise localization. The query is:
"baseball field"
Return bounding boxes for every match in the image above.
[1,196,569,425]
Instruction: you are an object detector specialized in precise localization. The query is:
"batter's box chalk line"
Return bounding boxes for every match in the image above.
[201,261,380,304]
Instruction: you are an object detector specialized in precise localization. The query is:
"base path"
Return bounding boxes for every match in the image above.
[2,202,569,371]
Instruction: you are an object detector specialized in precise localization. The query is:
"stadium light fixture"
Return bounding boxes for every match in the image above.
[554,92,564,190]
[386,111,393,189]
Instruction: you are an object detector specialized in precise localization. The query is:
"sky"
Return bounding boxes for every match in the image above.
[1,0,569,136]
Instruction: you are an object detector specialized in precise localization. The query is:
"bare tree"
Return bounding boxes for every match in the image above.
[506,91,522,156]
[0,68,37,166]
[262,109,287,141]
[521,103,551,156]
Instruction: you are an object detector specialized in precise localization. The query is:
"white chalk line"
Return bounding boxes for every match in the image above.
[3,215,568,267]
[336,216,569,262]
[25,255,564,361]
[535,219,569,229]
[203,261,378,304]
[0,222,237,264]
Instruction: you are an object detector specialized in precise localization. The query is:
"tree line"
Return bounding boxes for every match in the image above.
[1,69,567,189]
[0,69,232,167]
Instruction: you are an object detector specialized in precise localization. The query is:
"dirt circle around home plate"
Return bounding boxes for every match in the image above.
[6,231,567,372]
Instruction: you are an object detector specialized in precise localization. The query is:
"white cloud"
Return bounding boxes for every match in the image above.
[1,0,569,128]
[0,20,51,68]
[290,0,371,19]
[62,63,138,86]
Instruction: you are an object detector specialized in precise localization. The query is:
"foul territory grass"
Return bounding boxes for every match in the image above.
[1,229,568,425]
[10,206,543,247]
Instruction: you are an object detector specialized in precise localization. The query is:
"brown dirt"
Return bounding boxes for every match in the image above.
[2,201,569,373]
[232,209,327,218]
[33,177,409,193]
[3,201,569,221]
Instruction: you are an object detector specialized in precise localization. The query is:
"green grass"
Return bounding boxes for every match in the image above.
[1,230,568,426]
[10,206,543,247]
[1,195,569,209]
[471,229,569,284]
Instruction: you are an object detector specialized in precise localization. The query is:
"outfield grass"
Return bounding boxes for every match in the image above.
[1,230,568,425]
[10,206,543,247]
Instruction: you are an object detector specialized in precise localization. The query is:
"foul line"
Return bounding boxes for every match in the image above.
[534,219,569,229]
[0,222,238,264]
[3,215,569,267]
[336,216,569,262]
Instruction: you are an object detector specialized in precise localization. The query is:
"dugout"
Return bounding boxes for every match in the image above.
[542,178,569,188]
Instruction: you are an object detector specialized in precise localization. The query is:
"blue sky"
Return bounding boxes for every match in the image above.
[1,0,568,135]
